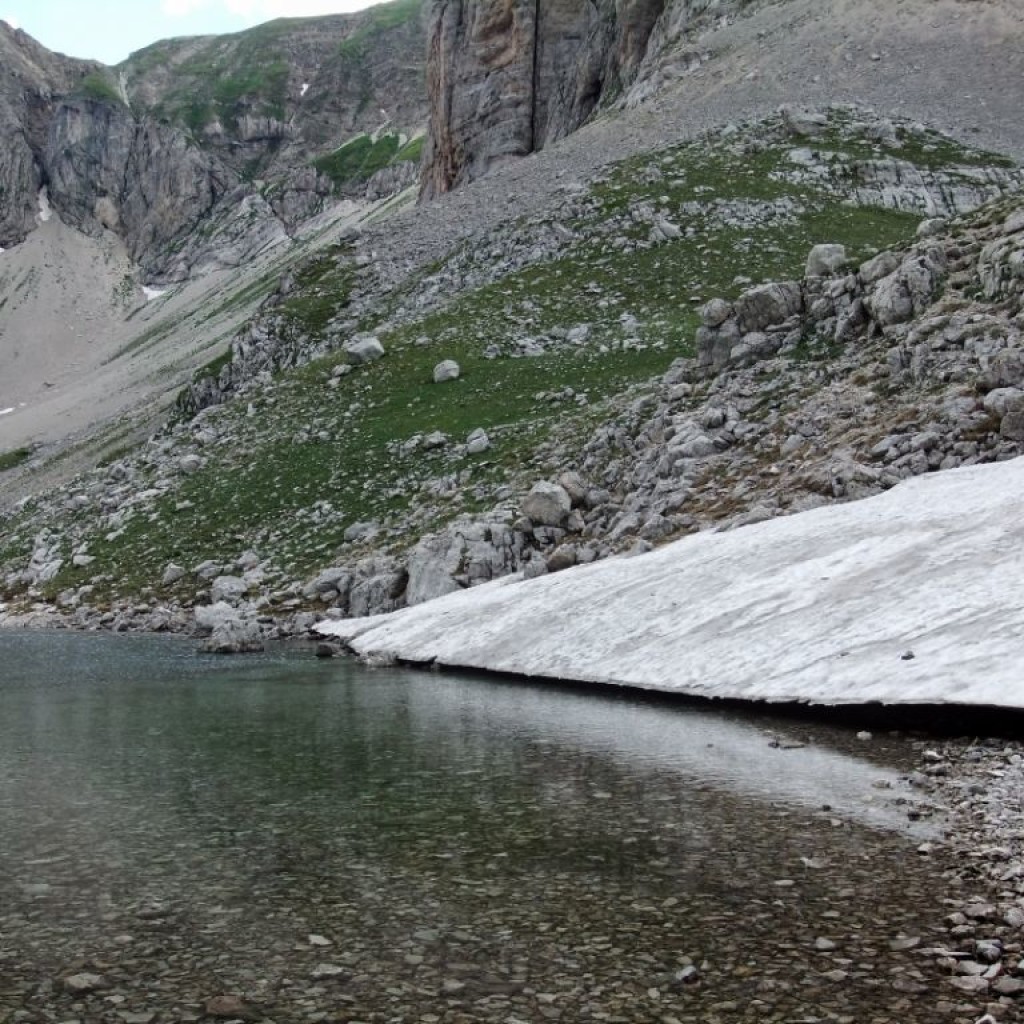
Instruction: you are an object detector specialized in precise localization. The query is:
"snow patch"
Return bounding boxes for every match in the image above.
[142,286,168,302]
[36,188,52,223]
[300,83,310,97]
[320,458,1024,709]
[0,408,14,416]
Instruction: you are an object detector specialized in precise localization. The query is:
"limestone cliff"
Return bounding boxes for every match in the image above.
[0,3,427,278]
[421,0,673,198]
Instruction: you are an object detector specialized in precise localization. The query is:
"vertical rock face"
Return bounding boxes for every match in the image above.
[421,0,668,198]
[44,97,224,263]
[0,21,94,246]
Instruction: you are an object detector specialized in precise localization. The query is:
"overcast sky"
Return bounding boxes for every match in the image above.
[1,0,382,65]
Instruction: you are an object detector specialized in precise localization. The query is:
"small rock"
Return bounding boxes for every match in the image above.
[310,963,347,979]
[204,995,258,1020]
[466,427,490,454]
[63,973,106,995]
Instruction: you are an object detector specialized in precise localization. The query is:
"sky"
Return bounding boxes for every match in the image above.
[0,0,383,65]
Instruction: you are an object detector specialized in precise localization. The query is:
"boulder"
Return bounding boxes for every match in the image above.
[521,481,572,527]
[406,533,465,606]
[433,359,461,383]
[859,251,901,285]
[310,566,352,596]
[194,603,264,654]
[162,563,186,586]
[868,248,947,326]
[805,244,847,278]
[210,575,248,604]
[344,521,380,544]
[348,570,407,618]
[344,336,385,365]
[546,544,578,573]
[1001,399,1024,441]
[699,297,733,328]
[734,282,803,334]
[63,973,106,995]
[780,106,828,137]
[465,427,490,454]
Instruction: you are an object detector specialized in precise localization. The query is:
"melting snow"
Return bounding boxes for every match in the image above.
[320,457,1024,709]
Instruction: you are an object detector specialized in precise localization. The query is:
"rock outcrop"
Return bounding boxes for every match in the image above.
[421,0,670,197]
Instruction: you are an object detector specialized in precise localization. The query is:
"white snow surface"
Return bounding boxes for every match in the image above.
[319,458,1024,708]
[36,188,52,223]
[0,408,13,416]
[142,286,167,301]
[301,83,310,97]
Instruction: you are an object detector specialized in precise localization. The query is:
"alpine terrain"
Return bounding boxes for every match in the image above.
[1,0,1023,677]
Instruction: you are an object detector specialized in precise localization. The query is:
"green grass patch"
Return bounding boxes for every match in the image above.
[76,71,124,106]
[0,448,32,473]
[395,135,424,164]
[313,133,401,187]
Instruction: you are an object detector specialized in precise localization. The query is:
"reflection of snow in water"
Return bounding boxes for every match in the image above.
[301,83,310,97]
[37,188,52,223]
[143,286,167,301]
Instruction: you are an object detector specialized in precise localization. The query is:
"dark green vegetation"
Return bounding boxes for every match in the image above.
[0,448,32,473]
[3,114,1017,604]
[75,71,124,106]
[280,245,358,333]
[313,132,423,189]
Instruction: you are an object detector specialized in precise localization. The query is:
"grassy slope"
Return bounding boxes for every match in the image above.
[2,115,1017,604]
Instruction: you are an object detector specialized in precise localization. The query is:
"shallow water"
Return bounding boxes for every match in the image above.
[0,631,965,1022]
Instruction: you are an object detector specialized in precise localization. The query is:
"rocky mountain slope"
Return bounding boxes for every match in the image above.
[0,3,427,281]
[3,105,1024,642]
[1,0,1023,651]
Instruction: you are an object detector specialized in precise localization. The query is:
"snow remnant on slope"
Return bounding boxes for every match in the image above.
[319,458,1024,708]
[36,188,52,223]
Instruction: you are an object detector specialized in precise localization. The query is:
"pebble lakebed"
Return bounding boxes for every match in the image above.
[2,692,1024,1024]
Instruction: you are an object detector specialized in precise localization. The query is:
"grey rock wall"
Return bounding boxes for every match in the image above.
[421,0,670,198]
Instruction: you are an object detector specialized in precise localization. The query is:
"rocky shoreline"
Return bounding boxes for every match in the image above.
[901,736,1024,1021]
